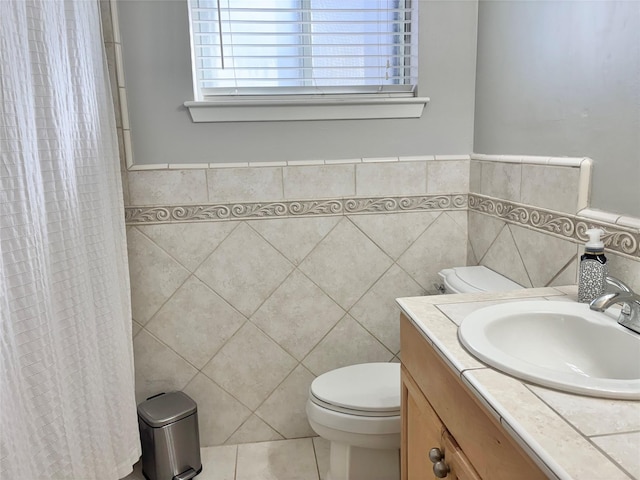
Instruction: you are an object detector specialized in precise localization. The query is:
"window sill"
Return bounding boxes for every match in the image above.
[183,96,429,123]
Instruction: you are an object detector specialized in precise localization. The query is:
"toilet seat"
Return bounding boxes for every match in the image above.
[309,363,400,417]
[309,395,400,417]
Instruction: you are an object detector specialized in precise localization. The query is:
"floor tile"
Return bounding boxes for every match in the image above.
[120,438,326,480]
[199,445,237,480]
[236,438,319,480]
[312,437,330,480]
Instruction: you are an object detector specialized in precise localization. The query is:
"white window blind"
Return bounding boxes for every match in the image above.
[188,0,418,99]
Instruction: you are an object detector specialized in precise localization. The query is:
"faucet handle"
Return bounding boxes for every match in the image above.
[605,276,632,293]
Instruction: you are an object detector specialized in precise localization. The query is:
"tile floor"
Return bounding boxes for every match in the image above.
[122,437,330,480]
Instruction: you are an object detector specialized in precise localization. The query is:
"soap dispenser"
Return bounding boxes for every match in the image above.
[578,228,608,303]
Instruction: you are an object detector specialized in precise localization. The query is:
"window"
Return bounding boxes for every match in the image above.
[184,0,428,122]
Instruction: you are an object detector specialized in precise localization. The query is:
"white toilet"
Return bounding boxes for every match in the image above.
[438,265,523,294]
[306,265,522,480]
[306,362,401,480]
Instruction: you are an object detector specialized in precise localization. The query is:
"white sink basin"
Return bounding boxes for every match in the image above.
[458,301,640,399]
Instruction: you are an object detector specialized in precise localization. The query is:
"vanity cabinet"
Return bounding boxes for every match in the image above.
[400,314,547,480]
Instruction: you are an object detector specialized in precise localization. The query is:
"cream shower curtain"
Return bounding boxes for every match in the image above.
[0,1,140,478]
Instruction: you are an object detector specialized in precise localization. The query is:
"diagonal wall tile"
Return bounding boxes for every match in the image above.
[299,218,393,310]
[396,213,468,292]
[467,243,479,266]
[510,225,578,287]
[548,260,578,287]
[132,319,142,337]
[350,265,425,354]
[195,223,294,317]
[348,211,439,260]
[203,322,297,410]
[446,210,468,233]
[226,415,284,445]
[481,226,532,287]
[249,216,340,265]
[302,315,394,376]
[138,222,238,272]
[468,211,505,262]
[251,270,344,360]
[256,365,316,439]
[127,227,190,324]
[133,330,197,403]
[145,275,246,369]
[183,373,252,446]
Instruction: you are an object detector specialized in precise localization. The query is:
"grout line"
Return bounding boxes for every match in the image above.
[506,224,534,287]
[130,227,191,322]
[425,160,429,193]
[353,162,358,195]
[524,384,637,480]
[204,168,211,202]
[589,429,640,438]
[477,221,507,265]
[233,443,239,480]
[311,437,323,480]
[545,254,578,287]
[242,223,296,318]
[518,162,524,205]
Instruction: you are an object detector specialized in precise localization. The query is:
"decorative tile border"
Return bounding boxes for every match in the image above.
[469,194,639,258]
[124,194,467,224]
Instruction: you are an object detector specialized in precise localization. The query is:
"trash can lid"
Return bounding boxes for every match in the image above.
[137,391,197,428]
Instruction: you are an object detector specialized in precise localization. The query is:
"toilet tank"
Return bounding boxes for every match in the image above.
[438,266,523,294]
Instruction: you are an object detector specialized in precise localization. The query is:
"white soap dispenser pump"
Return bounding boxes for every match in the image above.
[578,228,608,303]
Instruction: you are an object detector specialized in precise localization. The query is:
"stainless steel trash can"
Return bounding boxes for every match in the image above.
[137,392,202,480]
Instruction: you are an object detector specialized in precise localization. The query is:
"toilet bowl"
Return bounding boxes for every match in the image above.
[307,266,521,480]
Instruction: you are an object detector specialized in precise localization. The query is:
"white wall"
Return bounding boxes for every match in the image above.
[474,0,640,217]
[116,0,479,164]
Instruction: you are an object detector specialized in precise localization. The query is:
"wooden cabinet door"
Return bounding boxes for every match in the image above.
[442,430,482,480]
[403,368,482,480]
[402,370,443,480]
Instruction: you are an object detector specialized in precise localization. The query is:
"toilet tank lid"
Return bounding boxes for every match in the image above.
[439,266,523,293]
[310,363,400,413]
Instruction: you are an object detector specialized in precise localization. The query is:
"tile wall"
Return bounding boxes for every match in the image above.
[125,159,470,446]
[122,154,639,448]
[468,155,640,291]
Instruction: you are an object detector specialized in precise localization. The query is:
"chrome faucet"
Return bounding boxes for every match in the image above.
[590,276,640,334]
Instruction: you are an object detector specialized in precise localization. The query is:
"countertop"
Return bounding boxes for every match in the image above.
[397,286,640,480]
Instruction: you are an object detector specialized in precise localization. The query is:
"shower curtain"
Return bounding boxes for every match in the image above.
[0,1,141,478]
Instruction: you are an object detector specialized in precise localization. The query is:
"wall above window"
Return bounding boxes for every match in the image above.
[115,0,477,165]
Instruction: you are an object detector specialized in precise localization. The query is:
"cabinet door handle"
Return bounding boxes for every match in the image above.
[433,460,451,478]
[429,448,450,478]
[428,447,444,463]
